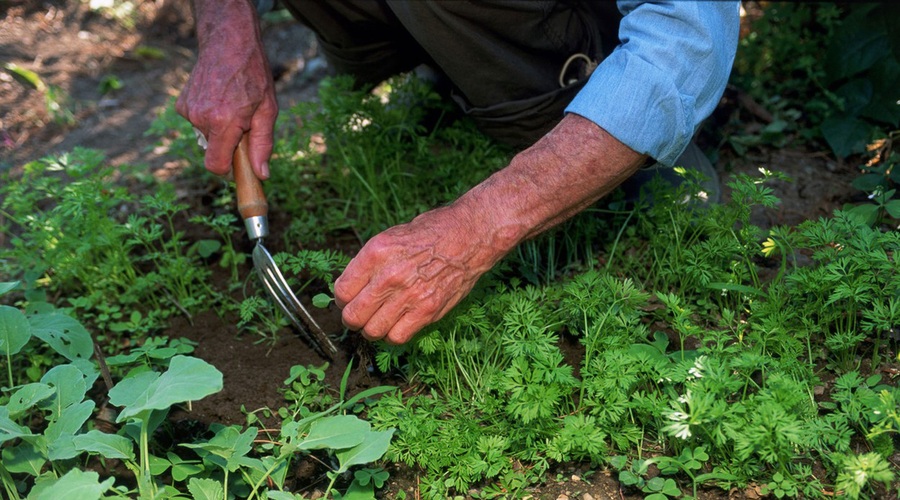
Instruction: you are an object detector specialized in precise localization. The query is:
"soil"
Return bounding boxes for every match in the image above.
[0,2,871,499]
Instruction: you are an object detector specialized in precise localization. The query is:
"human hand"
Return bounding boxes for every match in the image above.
[334,114,645,345]
[176,0,277,179]
[333,203,514,345]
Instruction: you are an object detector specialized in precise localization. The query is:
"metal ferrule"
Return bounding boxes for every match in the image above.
[244,215,269,241]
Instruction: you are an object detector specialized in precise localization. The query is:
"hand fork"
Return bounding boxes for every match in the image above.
[233,134,338,359]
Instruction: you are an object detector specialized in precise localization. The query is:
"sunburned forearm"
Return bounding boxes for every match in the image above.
[455,113,646,250]
[193,0,262,49]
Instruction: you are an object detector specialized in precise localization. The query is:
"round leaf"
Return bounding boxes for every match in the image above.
[0,305,31,356]
[29,312,94,360]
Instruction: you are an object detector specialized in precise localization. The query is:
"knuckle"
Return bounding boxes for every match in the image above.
[361,324,386,341]
[417,289,444,316]
[341,308,365,331]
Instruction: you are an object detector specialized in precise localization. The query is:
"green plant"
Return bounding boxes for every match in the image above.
[730,3,899,158]
[108,355,223,497]
[834,452,894,499]
[0,149,222,342]
[98,74,124,95]
[2,63,76,126]
[282,73,507,241]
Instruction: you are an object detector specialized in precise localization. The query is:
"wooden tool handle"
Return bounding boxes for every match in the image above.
[234,133,268,219]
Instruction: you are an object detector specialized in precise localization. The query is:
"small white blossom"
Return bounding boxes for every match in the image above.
[668,411,689,421]
[688,356,707,379]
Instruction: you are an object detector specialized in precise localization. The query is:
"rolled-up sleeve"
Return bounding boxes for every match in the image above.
[565,1,740,166]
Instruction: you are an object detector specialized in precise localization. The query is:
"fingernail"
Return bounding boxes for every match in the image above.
[260,162,270,179]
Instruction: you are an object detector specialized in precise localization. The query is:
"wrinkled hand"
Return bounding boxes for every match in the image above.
[334,203,512,345]
[333,114,645,345]
[176,0,277,179]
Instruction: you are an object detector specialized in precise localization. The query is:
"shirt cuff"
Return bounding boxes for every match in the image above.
[565,49,694,166]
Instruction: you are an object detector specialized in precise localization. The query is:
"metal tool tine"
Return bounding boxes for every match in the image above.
[253,243,339,358]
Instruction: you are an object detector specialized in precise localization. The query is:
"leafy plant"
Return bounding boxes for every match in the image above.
[730,3,899,158]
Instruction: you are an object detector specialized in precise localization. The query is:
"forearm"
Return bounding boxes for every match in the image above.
[180,0,276,178]
[454,113,646,253]
[192,0,263,51]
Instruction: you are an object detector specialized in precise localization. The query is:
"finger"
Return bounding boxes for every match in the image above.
[339,282,387,332]
[204,126,245,176]
[383,311,434,345]
[334,254,376,309]
[248,100,276,180]
[357,296,412,342]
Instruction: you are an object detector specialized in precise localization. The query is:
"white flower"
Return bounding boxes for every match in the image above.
[663,421,692,440]
[668,411,689,421]
[688,356,707,379]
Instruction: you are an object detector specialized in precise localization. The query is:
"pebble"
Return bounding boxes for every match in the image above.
[583,494,595,500]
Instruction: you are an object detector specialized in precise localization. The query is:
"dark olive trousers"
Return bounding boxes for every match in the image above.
[280,0,622,148]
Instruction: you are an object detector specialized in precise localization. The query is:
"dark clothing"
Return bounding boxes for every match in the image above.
[281,0,622,148]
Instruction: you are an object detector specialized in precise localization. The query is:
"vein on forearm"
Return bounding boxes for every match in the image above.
[460,113,645,250]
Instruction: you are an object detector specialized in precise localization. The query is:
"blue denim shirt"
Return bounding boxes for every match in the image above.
[566,1,741,166]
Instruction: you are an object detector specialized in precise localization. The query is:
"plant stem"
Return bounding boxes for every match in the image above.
[0,462,22,500]
[6,350,13,390]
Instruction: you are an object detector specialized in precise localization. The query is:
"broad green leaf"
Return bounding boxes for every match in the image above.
[820,115,872,159]
[46,400,95,461]
[0,304,32,356]
[833,79,873,116]
[846,203,880,226]
[661,478,682,496]
[646,476,666,492]
[298,415,369,451]
[109,371,159,413]
[114,356,223,422]
[312,293,333,308]
[2,442,45,476]
[0,281,19,296]
[104,351,143,366]
[242,456,287,491]
[0,407,34,445]
[6,383,55,418]
[182,425,256,472]
[40,364,91,418]
[29,312,94,360]
[851,173,885,193]
[149,453,172,476]
[187,477,225,500]
[884,199,900,219]
[148,346,181,359]
[824,5,890,83]
[340,480,375,500]
[335,429,395,472]
[194,239,222,258]
[27,468,115,500]
[73,430,135,461]
[860,57,900,126]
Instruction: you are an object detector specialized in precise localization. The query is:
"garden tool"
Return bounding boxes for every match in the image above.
[233,133,338,359]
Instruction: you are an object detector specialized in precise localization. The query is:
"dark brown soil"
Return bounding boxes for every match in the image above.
[0,2,870,499]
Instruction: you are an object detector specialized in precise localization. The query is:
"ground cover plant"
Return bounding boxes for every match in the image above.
[1,1,899,499]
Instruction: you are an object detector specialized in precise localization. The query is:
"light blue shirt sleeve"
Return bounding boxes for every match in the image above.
[565,1,740,166]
